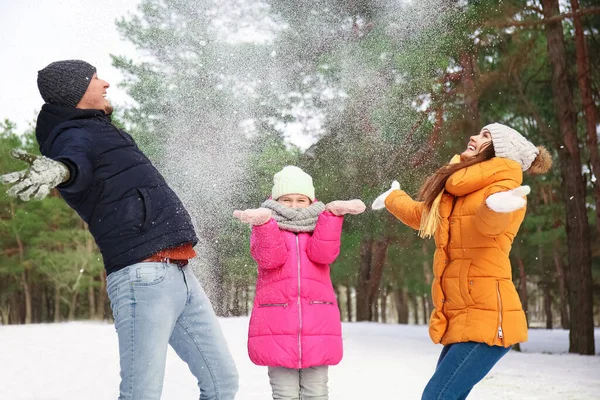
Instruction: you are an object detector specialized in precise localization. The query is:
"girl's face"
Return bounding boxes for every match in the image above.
[461,128,492,159]
[276,194,311,209]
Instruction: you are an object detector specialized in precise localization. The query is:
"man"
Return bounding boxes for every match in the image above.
[1,60,239,399]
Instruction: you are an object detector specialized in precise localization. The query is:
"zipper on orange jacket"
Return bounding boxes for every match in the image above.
[496,280,504,345]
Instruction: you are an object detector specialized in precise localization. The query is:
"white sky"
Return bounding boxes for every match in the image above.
[0,0,140,132]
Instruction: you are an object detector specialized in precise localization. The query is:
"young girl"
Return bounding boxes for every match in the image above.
[234,165,365,400]
[372,123,552,399]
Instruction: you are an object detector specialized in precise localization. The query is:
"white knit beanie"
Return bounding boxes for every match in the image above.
[272,166,315,201]
[484,123,539,171]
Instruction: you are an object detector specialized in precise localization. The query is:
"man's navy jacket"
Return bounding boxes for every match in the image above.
[36,104,198,275]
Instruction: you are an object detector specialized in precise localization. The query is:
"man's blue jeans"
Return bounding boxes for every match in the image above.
[107,261,239,399]
[421,342,511,400]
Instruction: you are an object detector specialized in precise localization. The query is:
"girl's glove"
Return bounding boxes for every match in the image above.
[486,185,531,213]
[0,149,70,201]
[325,199,366,216]
[233,208,272,226]
[371,181,400,210]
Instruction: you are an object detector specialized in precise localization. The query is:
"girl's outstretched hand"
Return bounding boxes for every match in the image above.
[325,199,366,216]
[371,181,400,210]
[486,185,531,213]
[233,208,272,226]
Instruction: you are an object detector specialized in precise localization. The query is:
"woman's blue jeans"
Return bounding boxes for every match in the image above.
[421,342,511,400]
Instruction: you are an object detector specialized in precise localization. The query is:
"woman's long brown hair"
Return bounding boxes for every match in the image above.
[418,143,495,210]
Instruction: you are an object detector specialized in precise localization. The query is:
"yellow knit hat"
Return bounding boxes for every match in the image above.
[272,166,315,201]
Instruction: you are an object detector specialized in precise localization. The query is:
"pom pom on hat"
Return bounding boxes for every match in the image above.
[528,146,553,174]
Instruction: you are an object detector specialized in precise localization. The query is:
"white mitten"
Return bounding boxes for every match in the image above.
[325,199,366,216]
[1,149,70,201]
[486,185,531,213]
[371,181,400,210]
[233,208,272,226]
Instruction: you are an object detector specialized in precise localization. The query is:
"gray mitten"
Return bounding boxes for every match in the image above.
[0,149,70,201]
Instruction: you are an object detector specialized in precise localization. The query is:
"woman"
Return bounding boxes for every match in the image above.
[372,123,552,399]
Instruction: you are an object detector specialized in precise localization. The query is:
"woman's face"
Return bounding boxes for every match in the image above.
[461,128,492,159]
[276,194,311,209]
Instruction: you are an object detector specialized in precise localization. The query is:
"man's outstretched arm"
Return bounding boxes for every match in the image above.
[1,149,70,201]
[1,128,94,201]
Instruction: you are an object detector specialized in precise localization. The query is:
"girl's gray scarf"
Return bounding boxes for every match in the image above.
[261,199,325,232]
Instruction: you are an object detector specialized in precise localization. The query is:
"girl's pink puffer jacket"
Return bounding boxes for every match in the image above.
[247,211,343,369]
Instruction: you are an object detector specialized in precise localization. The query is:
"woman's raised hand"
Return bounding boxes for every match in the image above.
[486,185,531,213]
[371,181,400,210]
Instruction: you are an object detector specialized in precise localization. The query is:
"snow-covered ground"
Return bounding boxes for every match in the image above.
[1,317,598,399]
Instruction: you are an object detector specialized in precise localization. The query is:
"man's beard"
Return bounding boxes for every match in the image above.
[104,103,114,116]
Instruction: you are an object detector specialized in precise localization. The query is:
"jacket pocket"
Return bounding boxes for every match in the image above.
[459,259,476,307]
[309,300,334,305]
[137,188,153,230]
[259,303,288,308]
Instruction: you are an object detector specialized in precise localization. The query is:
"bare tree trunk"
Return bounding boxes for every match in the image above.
[213,259,227,317]
[542,0,595,355]
[381,286,389,324]
[225,281,232,316]
[45,286,53,322]
[554,246,570,329]
[356,239,373,321]
[571,0,600,233]
[96,270,107,319]
[371,298,378,322]
[335,286,344,321]
[408,293,420,324]
[393,288,409,324]
[10,296,20,324]
[20,272,32,324]
[83,224,97,320]
[54,286,61,323]
[68,292,78,321]
[346,285,353,322]
[513,342,522,352]
[543,281,553,329]
[356,238,389,321]
[422,294,429,324]
[244,285,249,316]
[31,282,40,323]
[235,281,244,316]
[516,255,529,325]
[0,304,10,325]
[88,284,96,320]
[10,202,32,325]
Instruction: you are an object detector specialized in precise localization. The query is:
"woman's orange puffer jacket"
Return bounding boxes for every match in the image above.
[385,157,528,347]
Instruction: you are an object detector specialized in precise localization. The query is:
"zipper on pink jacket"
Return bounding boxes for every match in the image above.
[296,234,302,369]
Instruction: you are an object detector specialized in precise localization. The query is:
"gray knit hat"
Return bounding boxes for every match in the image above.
[37,60,96,107]
[484,123,539,171]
